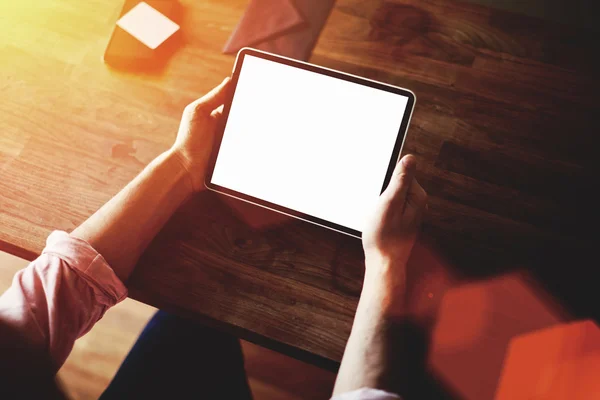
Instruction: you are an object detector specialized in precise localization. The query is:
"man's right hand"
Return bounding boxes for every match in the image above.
[333,154,428,396]
[361,154,427,308]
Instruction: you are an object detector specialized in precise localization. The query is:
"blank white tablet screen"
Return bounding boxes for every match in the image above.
[211,55,409,233]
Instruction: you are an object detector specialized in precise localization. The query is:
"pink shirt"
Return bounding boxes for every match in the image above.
[0,231,399,400]
[0,231,127,371]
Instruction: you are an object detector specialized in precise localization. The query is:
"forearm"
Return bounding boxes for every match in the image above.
[334,258,411,396]
[72,149,193,283]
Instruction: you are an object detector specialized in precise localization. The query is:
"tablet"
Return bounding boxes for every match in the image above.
[206,48,416,239]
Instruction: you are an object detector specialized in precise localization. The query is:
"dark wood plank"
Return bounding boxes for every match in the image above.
[129,191,358,364]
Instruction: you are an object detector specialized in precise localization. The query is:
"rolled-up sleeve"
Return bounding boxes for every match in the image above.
[0,231,127,371]
[331,388,402,400]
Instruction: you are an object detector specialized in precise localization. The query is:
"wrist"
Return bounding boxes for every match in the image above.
[363,257,407,315]
[160,149,196,198]
[166,147,199,194]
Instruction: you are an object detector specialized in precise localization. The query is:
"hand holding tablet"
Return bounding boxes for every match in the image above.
[206,48,416,238]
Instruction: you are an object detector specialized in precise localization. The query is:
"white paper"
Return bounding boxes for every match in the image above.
[117,2,179,50]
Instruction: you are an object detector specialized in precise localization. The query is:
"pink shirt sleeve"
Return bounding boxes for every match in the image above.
[0,231,127,372]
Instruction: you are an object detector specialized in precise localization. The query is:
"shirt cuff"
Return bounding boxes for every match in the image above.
[331,388,402,400]
[43,231,128,303]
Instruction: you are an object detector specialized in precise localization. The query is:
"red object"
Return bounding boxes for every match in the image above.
[430,273,563,400]
[496,320,600,400]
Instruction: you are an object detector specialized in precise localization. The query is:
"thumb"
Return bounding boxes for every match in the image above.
[383,154,417,204]
[190,77,230,114]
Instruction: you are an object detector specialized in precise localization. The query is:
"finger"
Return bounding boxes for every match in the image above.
[207,105,225,132]
[407,178,428,210]
[210,104,224,120]
[383,154,417,204]
[190,77,230,114]
[399,178,426,231]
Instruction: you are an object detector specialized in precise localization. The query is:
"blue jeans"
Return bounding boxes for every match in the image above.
[100,311,253,399]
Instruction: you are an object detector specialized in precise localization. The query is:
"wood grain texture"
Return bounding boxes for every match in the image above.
[1,0,598,391]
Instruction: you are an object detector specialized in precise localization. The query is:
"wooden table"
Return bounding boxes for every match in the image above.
[1,0,598,391]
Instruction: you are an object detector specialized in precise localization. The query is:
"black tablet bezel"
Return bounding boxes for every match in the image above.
[205,48,416,239]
